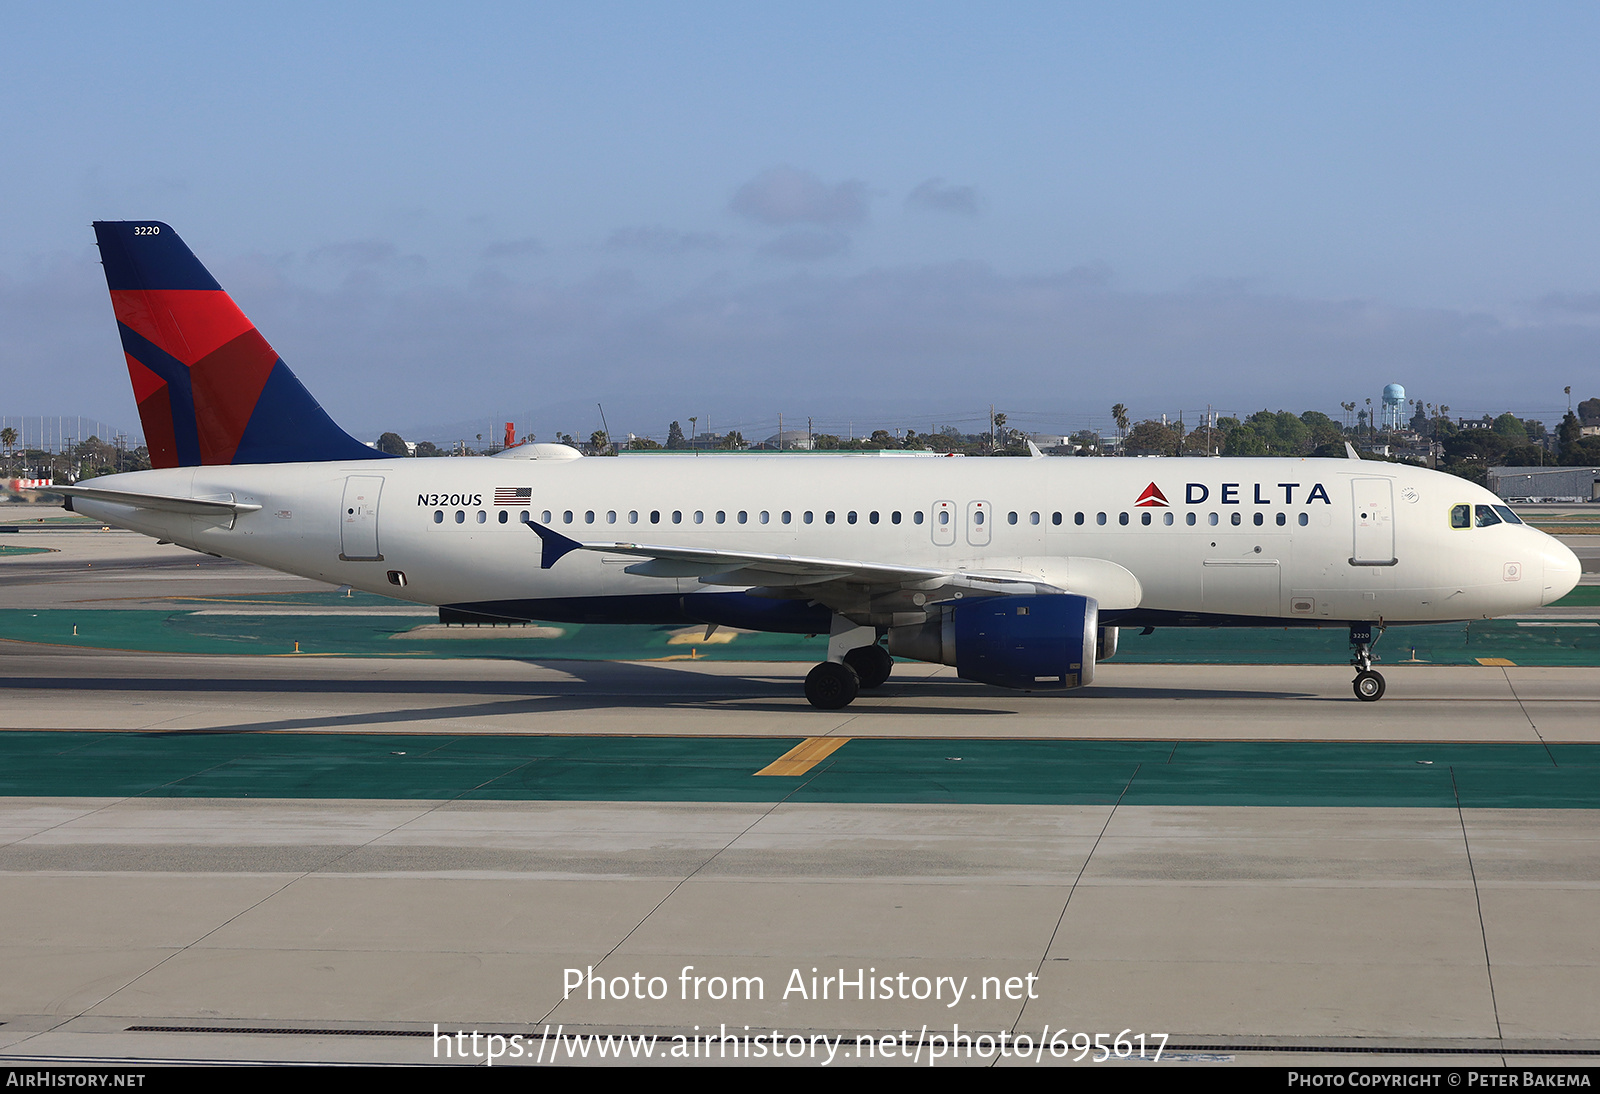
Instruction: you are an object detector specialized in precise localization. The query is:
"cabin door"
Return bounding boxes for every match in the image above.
[340,475,385,561]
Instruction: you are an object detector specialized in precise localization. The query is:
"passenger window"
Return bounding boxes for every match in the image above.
[695,511,704,524]
[715,511,725,524]
[1096,513,1106,525]
[1298,513,1308,526]
[1252,513,1263,526]
[521,511,530,523]
[541,510,552,524]
[1008,512,1018,525]
[974,511,985,525]
[1030,512,1040,525]
[478,511,487,523]
[1450,504,1471,529]
[1231,513,1242,526]
[1053,512,1063,525]
[914,511,924,525]
[1208,513,1219,526]
[651,510,661,524]
[738,511,747,524]
[585,511,594,524]
[1140,512,1151,526]
[1118,512,1129,526]
[869,511,879,524]
[1275,512,1286,526]
[891,511,901,524]
[498,510,508,524]
[826,512,836,524]
[456,511,465,524]
[805,512,814,524]
[847,511,856,524]
[782,511,792,524]
[433,510,443,523]
[1186,513,1196,526]
[563,510,573,524]
[672,510,682,524]
[1074,512,1083,525]
[629,511,638,524]
[938,511,949,526]
[759,511,769,524]
[1474,505,1502,528]
[606,511,616,524]
[1163,512,1173,525]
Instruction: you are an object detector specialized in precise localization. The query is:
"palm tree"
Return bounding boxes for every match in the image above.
[1111,404,1129,450]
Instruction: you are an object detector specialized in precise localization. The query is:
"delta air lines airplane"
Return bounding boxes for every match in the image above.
[58,222,1583,709]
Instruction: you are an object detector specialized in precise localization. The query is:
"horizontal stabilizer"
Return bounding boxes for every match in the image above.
[54,484,261,517]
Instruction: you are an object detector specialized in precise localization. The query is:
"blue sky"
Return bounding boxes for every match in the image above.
[3,2,1599,445]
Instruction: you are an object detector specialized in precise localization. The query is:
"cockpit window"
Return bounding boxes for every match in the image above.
[1474,504,1502,528]
[1492,505,1523,525]
[1450,504,1470,529]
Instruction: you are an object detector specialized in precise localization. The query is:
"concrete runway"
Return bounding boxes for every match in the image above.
[2,517,1598,1066]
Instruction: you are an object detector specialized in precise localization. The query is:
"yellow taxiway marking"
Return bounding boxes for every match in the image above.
[1475,657,1517,666]
[755,736,851,777]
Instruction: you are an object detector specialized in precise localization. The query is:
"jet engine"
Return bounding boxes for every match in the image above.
[1096,625,1118,662]
[886,594,1098,690]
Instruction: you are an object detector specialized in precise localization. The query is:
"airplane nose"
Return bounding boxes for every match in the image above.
[1542,539,1582,605]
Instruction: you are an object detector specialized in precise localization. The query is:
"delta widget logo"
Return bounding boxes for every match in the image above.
[1134,483,1169,507]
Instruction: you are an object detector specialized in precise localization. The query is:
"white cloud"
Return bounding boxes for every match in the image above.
[729,166,870,227]
[758,230,850,262]
[906,178,979,216]
[481,238,546,260]
[606,226,731,254]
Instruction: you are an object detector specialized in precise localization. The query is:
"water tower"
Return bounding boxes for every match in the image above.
[1381,383,1405,431]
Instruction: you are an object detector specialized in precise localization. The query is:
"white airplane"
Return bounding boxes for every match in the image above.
[59,221,1583,709]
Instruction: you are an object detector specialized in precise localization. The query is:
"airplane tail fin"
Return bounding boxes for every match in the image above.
[92,221,385,468]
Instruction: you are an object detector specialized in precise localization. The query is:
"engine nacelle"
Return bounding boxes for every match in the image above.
[887,594,1098,690]
[1096,625,1118,662]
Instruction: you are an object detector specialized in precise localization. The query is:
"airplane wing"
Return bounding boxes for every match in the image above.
[54,485,263,518]
[528,523,1142,612]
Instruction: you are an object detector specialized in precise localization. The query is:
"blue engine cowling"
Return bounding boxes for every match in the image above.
[887,594,1098,690]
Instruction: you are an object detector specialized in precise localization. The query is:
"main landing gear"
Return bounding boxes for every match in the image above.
[805,618,892,710]
[1350,622,1386,702]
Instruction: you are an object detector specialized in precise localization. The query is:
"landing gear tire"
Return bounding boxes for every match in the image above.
[1353,670,1386,702]
[844,644,893,689]
[805,661,860,710]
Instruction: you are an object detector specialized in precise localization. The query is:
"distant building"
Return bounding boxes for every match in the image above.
[760,430,814,451]
[1488,466,1600,503]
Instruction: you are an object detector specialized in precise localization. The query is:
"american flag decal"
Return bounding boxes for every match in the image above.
[494,487,532,505]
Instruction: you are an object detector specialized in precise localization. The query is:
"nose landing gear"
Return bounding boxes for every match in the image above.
[1350,622,1386,702]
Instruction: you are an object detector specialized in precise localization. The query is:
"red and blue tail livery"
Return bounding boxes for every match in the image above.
[92,221,385,467]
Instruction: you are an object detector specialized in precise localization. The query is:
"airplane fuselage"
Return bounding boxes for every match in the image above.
[70,452,1579,632]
